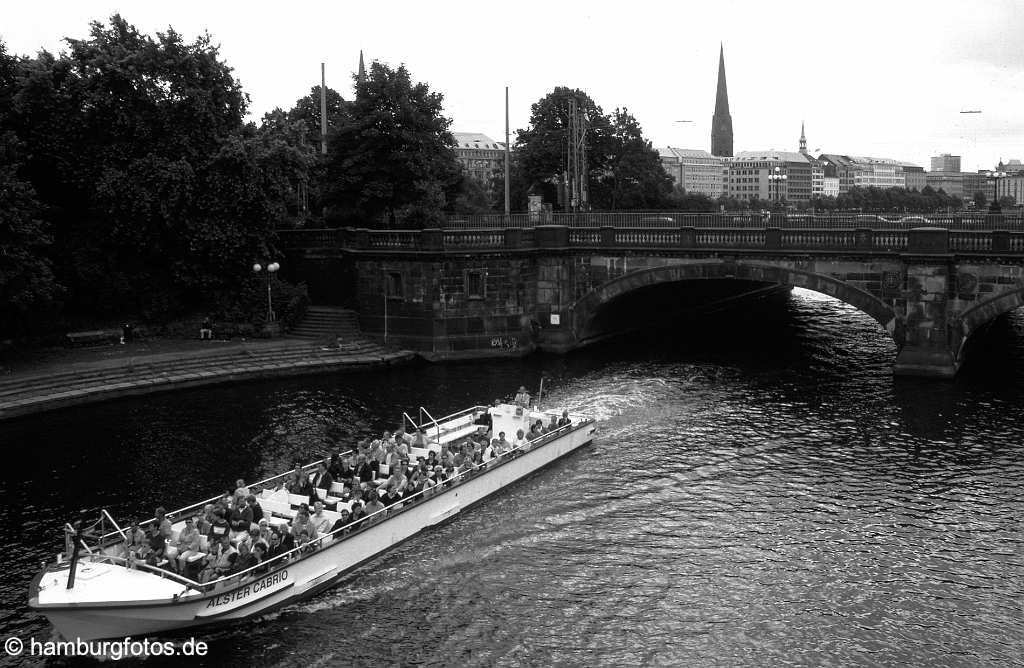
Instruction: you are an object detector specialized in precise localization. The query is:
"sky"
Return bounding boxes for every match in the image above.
[3,0,1024,173]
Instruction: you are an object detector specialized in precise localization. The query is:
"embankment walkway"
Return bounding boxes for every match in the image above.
[0,337,415,421]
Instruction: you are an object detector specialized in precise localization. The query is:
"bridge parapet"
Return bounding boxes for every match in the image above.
[282,225,1024,257]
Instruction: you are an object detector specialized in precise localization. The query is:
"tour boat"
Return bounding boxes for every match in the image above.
[28,402,596,642]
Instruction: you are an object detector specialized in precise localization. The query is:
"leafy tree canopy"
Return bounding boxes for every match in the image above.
[322,62,460,228]
[593,108,672,210]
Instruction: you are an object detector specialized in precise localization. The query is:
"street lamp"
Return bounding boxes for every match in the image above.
[990,171,1008,212]
[768,166,787,209]
[252,261,281,322]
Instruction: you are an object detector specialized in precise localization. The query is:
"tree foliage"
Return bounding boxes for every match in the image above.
[322,62,460,228]
[514,87,614,208]
[593,108,672,209]
[2,15,309,325]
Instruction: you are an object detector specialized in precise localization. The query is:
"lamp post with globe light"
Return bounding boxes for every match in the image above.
[768,166,787,213]
[252,261,281,324]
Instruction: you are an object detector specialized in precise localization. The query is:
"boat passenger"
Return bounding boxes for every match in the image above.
[380,481,403,507]
[230,498,254,533]
[515,386,531,407]
[528,421,544,440]
[426,450,439,468]
[247,495,264,527]
[310,501,332,535]
[154,507,173,541]
[264,530,285,561]
[199,535,237,583]
[207,508,230,543]
[349,502,365,530]
[291,509,318,541]
[312,462,334,493]
[495,431,511,456]
[331,509,352,535]
[558,410,571,427]
[232,540,259,574]
[233,479,250,507]
[251,543,269,575]
[363,492,385,521]
[257,519,273,545]
[354,454,375,484]
[412,428,428,448]
[174,517,202,574]
[547,415,559,432]
[327,453,344,479]
[144,526,170,570]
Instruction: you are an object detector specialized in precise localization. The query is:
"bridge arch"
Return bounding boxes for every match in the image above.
[954,287,1024,356]
[569,260,897,346]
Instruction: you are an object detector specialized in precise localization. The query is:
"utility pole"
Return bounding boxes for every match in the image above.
[320,63,327,155]
[505,86,511,219]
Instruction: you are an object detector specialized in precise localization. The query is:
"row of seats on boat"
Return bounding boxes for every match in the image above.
[121,409,572,584]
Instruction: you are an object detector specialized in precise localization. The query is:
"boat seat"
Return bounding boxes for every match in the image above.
[378,464,390,476]
[329,482,346,494]
[267,516,289,529]
[324,495,344,506]
[287,493,310,507]
[199,535,209,552]
[187,552,207,563]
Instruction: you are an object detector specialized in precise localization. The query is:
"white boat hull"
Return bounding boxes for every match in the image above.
[32,419,596,641]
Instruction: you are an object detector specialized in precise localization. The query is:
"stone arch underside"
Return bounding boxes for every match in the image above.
[956,287,1024,353]
[570,260,897,345]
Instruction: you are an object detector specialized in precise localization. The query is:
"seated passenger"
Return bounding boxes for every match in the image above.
[354,454,375,484]
[426,450,439,468]
[174,517,203,574]
[312,461,334,494]
[380,481,403,507]
[547,415,559,432]
[233,479,250,507]
[528,420,544,440]
[230,498,253,532]
[557,410,571,427]
[290,509,318,542]
[310,501,332,535]
[362,493,385,520]
[207,508,230,543]
[232,540,259,575]
[154,507,173,541]
[199,535,237,583]
[348,502,365,529]
[197,505,214,536]
[265,530,285,561]
[331,509,353,534]
[252,542,269,574]
[144,524,168,569]
[514,429,528,451]
[246,495,264,527]
[327,453,344,479]
[495,431,511,456]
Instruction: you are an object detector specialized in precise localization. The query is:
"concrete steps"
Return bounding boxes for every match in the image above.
[290,307,362,340]
[0,338,414,420]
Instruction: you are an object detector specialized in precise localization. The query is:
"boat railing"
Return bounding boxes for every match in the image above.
[419,407,441,442]
[76,552,203,591]
[97,457,334,545]
[203,416,590,591]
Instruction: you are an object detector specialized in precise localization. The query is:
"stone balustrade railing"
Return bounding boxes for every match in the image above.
[278,225,1024,256]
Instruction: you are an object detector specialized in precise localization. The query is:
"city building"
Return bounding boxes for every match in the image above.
[658,147,725,197]
[899,163,927,191]
[726,151,813,204]
[711,44,733,157]
[996,173,1024,206]
[822,176,840,197]
[818,154,857,194]
[452,132,507,183]
[931,154,961,173]
[963,172,990,200]
[925,171,963,198]
[998,158,1024,174]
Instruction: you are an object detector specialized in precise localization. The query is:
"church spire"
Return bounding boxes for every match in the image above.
[357,50,366,86]
[711,43,733,157]
[799,120,807,155]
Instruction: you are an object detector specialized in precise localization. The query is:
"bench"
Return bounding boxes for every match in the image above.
[65,329,123,347]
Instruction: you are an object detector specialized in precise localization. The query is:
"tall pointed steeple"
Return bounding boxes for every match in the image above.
[357,50,366,86]
[711,43,733,157]
[799,121,807,154]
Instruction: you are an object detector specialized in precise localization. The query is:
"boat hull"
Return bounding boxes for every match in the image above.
[33,420,596,641]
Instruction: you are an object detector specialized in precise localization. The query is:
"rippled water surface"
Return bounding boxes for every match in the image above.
[1,289,1023,666]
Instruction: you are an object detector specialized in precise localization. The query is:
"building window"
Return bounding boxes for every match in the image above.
[465,269,486,300]
[385,271,403,299]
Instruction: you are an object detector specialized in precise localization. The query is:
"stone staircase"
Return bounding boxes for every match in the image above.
[289,306,363,341]
[0,339,413,420]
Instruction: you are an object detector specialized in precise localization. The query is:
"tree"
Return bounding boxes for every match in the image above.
[322,62,460,228]
[973,190,987,210]
[514,87,614,210]
[0,41,60,335]
[593,108,672,209]
[4,15,294,319]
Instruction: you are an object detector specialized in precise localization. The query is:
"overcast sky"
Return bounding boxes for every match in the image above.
[3,1,1023,172]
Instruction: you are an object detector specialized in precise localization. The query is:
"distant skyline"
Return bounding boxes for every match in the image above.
[3,1,1023,173]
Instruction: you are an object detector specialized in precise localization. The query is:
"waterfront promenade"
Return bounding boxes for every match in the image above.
[0,336,415,421]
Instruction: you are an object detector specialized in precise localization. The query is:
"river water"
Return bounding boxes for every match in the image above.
[1,289,1022,667]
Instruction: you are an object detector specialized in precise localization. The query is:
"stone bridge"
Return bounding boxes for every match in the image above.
[279,215,1024,377]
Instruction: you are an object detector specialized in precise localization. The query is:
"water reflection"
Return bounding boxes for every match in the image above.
[1,289,1022,666]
